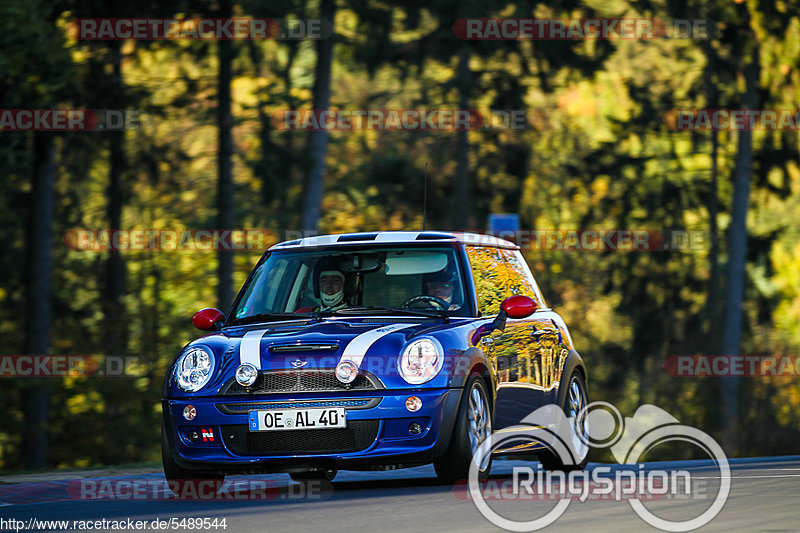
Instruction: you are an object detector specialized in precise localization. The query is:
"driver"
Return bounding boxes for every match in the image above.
[295,269,349,313]
[423,268,460,310]
[319,270,347,311]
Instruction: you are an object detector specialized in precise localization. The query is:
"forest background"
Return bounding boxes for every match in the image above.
[1,0,799,470]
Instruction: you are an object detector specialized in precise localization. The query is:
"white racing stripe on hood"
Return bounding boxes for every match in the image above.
[340,323,418,367]
[240,329,269,369]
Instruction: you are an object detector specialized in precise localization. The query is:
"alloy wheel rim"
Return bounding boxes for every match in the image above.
[467,383,492,467]
[567,376,589,460]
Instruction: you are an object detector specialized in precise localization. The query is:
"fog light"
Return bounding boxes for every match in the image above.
[409,422,422,435]
[405,396,422,412]
[183,405,197,420]
[335,360,358,384]
[235,363,258,387]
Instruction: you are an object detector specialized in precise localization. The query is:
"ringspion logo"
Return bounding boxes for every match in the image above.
[468,402,730,531]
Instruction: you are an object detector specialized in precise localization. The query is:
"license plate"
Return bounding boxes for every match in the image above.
[249,407,346,431]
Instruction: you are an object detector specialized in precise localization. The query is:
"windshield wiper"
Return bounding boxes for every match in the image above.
[229,312,317,326]
[331,306,449,321]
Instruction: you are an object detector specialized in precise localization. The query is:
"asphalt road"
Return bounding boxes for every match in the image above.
[1,456,798,532]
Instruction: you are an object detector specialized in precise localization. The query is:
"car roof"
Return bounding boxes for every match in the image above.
[268,231,519,250]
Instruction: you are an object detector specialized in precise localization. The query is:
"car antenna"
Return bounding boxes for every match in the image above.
[423,161,428,231]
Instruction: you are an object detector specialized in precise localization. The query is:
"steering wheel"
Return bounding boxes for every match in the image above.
[402,295,450,310]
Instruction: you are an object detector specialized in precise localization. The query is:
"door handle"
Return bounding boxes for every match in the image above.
[530,327,561,343]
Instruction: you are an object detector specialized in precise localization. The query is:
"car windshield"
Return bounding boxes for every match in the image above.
[230,246,469,322]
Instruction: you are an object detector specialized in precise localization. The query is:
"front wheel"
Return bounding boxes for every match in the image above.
[539,371,589,471]
[435,374,493,483]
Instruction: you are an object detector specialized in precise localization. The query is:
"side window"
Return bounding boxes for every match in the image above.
[498,248,545,308]
[465,246,507,315]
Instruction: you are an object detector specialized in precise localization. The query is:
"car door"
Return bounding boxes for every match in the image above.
[501,249,571,408]
[464,245,537,430]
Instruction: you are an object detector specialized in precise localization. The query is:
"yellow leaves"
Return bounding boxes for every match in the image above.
[770,240,800,352]
[590,177,609,202]
[558,83,597,118]
[66,391,105,415]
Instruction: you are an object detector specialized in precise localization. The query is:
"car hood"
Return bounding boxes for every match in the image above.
[166,317,474,396]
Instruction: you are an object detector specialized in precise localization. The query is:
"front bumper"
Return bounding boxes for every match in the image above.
[162,388,462,474]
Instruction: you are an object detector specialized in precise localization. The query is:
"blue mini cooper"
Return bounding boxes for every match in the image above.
[161,231,588,484]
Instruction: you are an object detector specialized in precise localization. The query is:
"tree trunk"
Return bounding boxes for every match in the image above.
[216,0,235,312]
[721,41,759,454]
[702,38,720,349]
[301,0,335,233]
[105,42,127,356]
[451,46,471,229]
[280,44,299,230]
[22,133,56,470]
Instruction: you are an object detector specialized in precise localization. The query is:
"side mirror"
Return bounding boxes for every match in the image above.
[471,296,539,345]
[500,295,538,319]
[192,308,225,331]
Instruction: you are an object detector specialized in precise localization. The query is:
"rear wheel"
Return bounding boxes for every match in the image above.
[434,374,493,483]
[539,371,589,471]
[161,425,225,498]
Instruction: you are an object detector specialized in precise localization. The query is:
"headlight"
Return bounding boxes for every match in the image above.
[335,360,359,384]
[398,338,444,385]
[174,346,215,392]
[235,363,258,387]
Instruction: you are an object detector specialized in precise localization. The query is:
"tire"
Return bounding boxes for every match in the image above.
[161,424,225,498]
[539,371,589,472]
[289,469,337,483]
[434,374,493,484]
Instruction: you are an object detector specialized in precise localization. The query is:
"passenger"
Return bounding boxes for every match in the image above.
[424,268,460,310]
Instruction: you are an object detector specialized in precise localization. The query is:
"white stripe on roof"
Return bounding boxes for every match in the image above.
[268,231,517,250]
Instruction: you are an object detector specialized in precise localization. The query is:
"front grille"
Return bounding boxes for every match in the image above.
[219,369,383,395]
[216,398,380,414]
[221,421,380,455]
